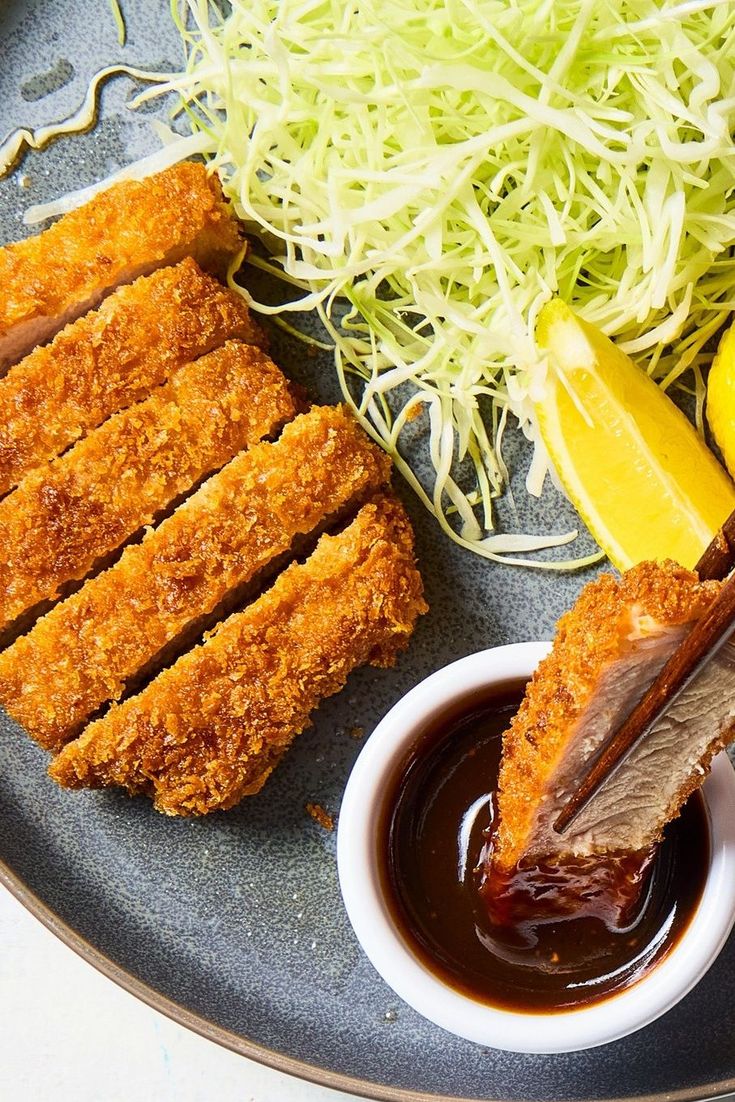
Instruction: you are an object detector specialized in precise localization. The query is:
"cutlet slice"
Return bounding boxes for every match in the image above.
[50,495,427,817]
[0,406,391,750]
[0,258,265,496]
[0,162,242,368]
[492,561,733,869]
[0,341,295,635]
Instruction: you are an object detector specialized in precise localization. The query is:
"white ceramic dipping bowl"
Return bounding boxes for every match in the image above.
[337,642,735,1053]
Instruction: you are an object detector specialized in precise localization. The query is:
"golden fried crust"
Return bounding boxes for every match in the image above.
[493,561,720,870]
[0,341,295,632]
[50,495,428,816]
[0,258,265,496]
[0,163,242,362]
[0,405,391,750]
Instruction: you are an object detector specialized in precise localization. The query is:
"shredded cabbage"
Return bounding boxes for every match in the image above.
[150,0,735,566]
[109,0,126,47]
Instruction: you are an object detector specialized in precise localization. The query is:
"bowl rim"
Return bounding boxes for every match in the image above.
[337,641,735,1054]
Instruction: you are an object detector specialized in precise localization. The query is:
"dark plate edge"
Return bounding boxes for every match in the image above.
[2,854,734,1102]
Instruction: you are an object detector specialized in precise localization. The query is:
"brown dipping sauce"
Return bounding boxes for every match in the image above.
[378,681,710,1012]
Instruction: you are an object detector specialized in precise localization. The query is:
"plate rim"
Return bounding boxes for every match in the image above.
[2,855,734,1102]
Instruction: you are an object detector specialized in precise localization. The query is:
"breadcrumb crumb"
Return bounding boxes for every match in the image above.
[306,803,334,831]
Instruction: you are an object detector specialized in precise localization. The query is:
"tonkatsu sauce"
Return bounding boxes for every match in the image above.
[378,682,709,1012]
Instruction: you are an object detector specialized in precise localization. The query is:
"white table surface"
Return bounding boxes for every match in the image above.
[0,884,365,1102]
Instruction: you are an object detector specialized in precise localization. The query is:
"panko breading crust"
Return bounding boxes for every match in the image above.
[493,561,721,870]
[0,405,391,750]
[0,258,265,496]
[0,162,242,366]
[50,495,428,816]
[0,340,295,633]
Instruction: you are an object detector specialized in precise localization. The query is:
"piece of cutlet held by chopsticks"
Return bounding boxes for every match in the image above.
[491,560,722,869]
[0,406,392,751]
[50,495,428,816]
[0,258,266,497]
[0,162,242,369]
[553,569,735,839]
[0,341,296,636]
[553,506,735,835]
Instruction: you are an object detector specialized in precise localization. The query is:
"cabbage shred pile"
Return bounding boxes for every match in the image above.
[162,0,735,564]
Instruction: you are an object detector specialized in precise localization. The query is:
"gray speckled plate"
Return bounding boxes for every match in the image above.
[2,4,735,1100]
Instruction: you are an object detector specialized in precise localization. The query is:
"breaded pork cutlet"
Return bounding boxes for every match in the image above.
[0,258,265,496]
[0,341,295,635]
[491,561,734,870]
[50,495,427,816]
[0,406,391,750]
[0,162,241,368]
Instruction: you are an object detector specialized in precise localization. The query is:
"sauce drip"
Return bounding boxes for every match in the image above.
[379,682,709,1012]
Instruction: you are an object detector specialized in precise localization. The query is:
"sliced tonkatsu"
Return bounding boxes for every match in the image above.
[0,258,265,496]
[0,162,242,368]
[0,406,391,750]
[50,495,427,816]
[491,561,735,870]
[0,341,295,634]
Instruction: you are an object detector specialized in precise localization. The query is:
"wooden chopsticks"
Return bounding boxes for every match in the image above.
[554,510,735,835]
[695,509,735,583]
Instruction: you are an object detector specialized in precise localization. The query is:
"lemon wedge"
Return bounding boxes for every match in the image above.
[535,299,735,571]
[707,323,735,478]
